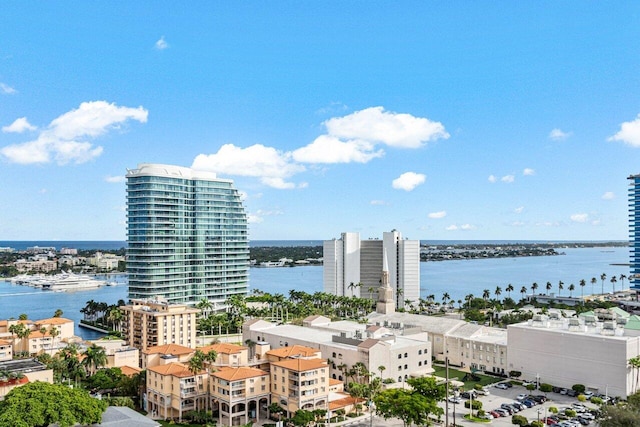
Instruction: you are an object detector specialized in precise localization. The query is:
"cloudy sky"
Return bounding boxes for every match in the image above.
[1,3,640,241]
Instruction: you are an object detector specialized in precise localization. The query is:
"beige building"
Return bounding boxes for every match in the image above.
[14,259,57,272]
[90,338,140,370]
[0,339,12,361]
[270,358,330,417]
[146,362,208,421]
[200,342,249,367]
[211,366,270,426]
[142,343,195,370]
[0,358,53,400]
[121,298,199,351]
[0,317,76,357]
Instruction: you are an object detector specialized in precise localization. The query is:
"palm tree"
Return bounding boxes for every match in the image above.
[196,298,213,318]
[520,286,528,301]
[590,277,597,296]
[579,279,586,303]
[611,276,618,294]
[442,292,450,304]
[188,350,205,414]
[482,289,490,308]
[9,323,31,356]
[465,294,474,310]
[558,280,564,296]
[506,284,514,299]
[629,356,640,392]
[531,282,539,295]
[48,326,59,355]
[494,286,502,301]
[82,343,107,375]
[348,282,357,297]
[53,309,63,318]
[600,273,607,295]
[545,282,552,295]
[568,284,575,297]
[620,274,628,290]
[378,365,386,381]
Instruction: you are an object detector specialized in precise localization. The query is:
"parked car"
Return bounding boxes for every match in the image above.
[494,408,509,417]
[533,394,548,403]
[567,389,578,397]
[495,383,509,390]
[582,391,594,399]
[512,401,526,410]
[522,399,536,408]
[476,387,490,395]
[500,403,515,414]
[516,393,528,401]
[489,411,502,418]
[448,396,462,404]
[478,413,493,420]
[461,391,477,399]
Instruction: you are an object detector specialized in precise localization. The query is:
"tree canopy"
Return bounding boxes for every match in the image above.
[0,381,107,427]
[373,376,445,426]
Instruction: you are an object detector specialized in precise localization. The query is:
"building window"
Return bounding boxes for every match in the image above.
[418,350,422,355]
[397,354,402,359]
[404,353,408,358]
[404,364,407,369]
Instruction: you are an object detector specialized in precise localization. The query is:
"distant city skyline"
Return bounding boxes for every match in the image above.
[1,3,639,241]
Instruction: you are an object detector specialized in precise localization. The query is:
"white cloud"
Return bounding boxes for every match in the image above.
[549,128,572,141]
[514,206,524,214]
[602,191,615,200]
[0,101,148,165]
[591,219,601,226]
[523,168,535,176]
[501,175,515,183]
[316,101,349,115]
[292,135,383,164]
[392,172,426,191]
[608,114,640,146]
[370,200,388,206]
[247,209,283,224]
[247,213,264,224]
[2,117,36,133]
[510,221,526,227]
[324,106,449,149]
[570,213,589,223]
[193,106,446,189]
[428,211,447,219]
[488,175,497,183]
[105,175,125,183]
[155,36,169,50]
[0,83,16,94]
[446,223,475,231]
[536,221,561,227]
[192,144,305,189]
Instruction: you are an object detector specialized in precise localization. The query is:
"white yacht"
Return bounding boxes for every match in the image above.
[41,273,106,291]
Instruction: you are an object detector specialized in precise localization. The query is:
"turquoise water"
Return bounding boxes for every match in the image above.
[0,246,630,339]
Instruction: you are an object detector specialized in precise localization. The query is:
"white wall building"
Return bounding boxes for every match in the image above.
[243,315,432,384]
[508,313,640,398]
[323,230,419,310]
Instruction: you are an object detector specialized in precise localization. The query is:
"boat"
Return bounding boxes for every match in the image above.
[41,273,106,291]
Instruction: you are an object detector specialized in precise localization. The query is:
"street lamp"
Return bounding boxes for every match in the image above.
[536,373,540,390]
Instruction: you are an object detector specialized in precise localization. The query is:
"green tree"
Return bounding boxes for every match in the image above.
[53,308,63,318]
[82,343,108,375]
[373,376,444,427]
[0,381,107,427]
[292,409,315,426]
[506,284,514,298]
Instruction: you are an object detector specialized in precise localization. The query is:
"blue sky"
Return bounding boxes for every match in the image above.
[1,2,640,241]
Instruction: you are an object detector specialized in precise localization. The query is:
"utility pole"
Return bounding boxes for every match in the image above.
[445,357,449,427]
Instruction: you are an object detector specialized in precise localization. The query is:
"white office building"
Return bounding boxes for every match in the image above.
[323,230,420,310]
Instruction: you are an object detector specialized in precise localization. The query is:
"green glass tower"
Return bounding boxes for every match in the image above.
[126,163,249,305]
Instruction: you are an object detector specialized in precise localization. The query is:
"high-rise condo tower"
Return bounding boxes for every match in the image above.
[126,163,249,306]
[629,174,640,294]
[323,230,420,310]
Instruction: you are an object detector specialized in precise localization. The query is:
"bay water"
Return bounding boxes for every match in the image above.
[0,246,630,339]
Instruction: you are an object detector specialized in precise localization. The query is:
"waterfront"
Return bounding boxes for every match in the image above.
[0,246,630,339]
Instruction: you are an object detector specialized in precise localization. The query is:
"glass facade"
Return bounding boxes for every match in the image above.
[629,174,640,292]
[126,164,249,305]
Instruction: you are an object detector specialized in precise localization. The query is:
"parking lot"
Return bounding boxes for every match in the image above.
[440,382,599,426]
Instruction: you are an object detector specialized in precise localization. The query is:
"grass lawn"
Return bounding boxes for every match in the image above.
[431,365,503,390]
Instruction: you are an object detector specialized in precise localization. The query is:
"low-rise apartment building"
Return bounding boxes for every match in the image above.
[121,298,199,351]
[146,362,208,421]
[142,343,195,370]
[89,338,139,370]
[270,358,330,417]
[211,366,270,426]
